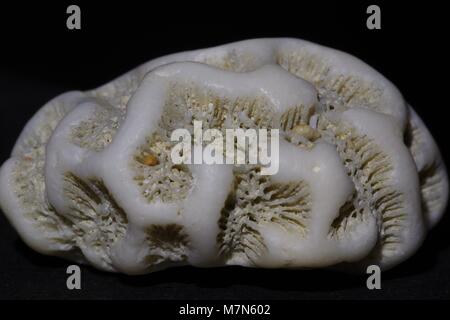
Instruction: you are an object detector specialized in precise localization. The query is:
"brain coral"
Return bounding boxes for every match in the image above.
[0,38,447,274]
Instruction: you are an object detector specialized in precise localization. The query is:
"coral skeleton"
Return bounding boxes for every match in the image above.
[0,38,447,274]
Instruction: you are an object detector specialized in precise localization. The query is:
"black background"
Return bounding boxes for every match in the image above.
[0,1,449,300]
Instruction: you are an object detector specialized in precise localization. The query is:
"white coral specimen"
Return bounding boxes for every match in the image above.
[0,38,447,274]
